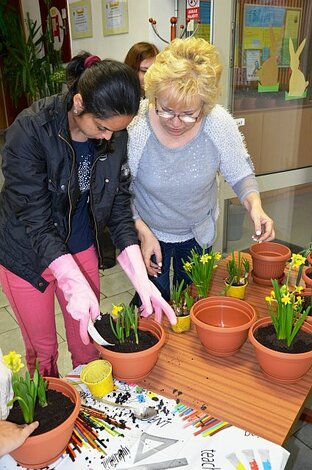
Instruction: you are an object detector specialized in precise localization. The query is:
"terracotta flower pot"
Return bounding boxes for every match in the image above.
[224,281,248,300]
[250,242,291,284]
[93,318,165,382]
[190,296,256,357]
[302,267,312,288]
[307,252,312,266]
[10,377,81,469]
[297,288,312,325]
[248,317,312,384]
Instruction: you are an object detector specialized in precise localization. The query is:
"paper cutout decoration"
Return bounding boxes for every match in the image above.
[257,28,282,92]
[286,38,309,99]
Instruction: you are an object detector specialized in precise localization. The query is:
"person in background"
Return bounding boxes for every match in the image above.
[127,37,275,302]
[124,42,159,98]
[0,52,175,378]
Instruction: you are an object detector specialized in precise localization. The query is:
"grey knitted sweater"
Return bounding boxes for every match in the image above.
[127,100,258,246]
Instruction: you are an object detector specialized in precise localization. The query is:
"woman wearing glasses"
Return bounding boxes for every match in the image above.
[127,37,275,302]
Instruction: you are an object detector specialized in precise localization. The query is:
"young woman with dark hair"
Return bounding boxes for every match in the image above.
[0,52,175,377]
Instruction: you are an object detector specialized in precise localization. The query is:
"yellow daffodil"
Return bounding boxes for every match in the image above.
[3,350,24,374]
[111,304,123,317]
[183,262,193,272]
[281,293,291,305]
[266,246,311,347]
[182,248,221,298]
[290,253,306,268]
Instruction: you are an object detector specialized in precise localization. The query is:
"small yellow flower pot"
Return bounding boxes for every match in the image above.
[80,359,114,397]
[225,282,248,300]
[171,315,191,333]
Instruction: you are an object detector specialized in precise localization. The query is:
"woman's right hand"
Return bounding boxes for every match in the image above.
[135,219,162,276]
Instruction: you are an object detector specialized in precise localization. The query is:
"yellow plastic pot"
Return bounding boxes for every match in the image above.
[171,315,191,333]
[80,359,114,397]
[225,281,248,300]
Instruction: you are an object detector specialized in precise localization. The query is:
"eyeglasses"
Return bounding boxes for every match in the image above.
[155,99,203,124]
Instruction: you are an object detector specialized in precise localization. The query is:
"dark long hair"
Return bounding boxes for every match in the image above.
[66,52,141,118]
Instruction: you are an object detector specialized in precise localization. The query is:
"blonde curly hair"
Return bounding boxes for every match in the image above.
[144,37,222,114]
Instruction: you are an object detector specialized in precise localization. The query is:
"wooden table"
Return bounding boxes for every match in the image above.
[138,254,312,445]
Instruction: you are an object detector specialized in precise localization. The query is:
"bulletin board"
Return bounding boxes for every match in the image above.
[242,4,301,68]
[69,0,93,39]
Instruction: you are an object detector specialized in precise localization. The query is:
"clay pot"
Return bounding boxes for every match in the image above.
[302,267,312,288]
[250,242,291,284]
[93,318,165,382]
[307,252,312,266]
[10,377,80,469]
[298,288,312,325]
[248,317,312,384]
[190,296,256,357]
[224,281,248,300]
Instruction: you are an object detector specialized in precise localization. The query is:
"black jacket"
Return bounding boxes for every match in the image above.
[0,94,138,292]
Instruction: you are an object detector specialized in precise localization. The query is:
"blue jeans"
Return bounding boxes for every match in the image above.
[132,239,210,305]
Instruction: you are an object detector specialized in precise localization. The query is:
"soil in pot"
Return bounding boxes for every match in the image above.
[7,389,74,436]
[94,314,158,353]
[254,324,312,354]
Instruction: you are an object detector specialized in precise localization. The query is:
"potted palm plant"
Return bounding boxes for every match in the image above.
[222,251,250,299]
[3,351,80,469]
[92,303,165,382]
[170,279,194,333]
[182,247,222,300]
[0,0,65,107]
[248,253,312,383]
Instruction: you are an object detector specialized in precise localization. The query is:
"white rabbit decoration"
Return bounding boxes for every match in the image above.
[288,37,309,97]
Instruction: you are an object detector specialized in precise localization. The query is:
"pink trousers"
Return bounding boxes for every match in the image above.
[0,245,100,377]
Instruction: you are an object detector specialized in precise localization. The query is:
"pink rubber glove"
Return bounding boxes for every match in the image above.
[49,254,100,345]
[117,245,177,325]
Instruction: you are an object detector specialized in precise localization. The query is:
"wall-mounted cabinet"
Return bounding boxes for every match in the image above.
[236,104,312,175]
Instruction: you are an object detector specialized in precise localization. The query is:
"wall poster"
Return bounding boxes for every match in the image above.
[102,0,129,36]
[69,0,93,39]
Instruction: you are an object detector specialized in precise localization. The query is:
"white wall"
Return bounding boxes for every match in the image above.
[67,0,176,61]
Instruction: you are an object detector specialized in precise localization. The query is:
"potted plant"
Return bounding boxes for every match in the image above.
[170,279,194,333]
[249,241,291,286]
[190,296,256,357]
[0,0,65,107]
[3,351,80,468]
[182,247,222,300]
[92,303,166,382]
[248,253,312,383]
[222,251,250,299]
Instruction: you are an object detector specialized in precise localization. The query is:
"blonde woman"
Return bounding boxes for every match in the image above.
[128,37,275,302]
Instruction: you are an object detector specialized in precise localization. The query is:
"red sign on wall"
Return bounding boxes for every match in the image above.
[186,0,200,21]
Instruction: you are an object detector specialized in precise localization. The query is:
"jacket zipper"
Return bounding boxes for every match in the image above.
[89,154,104,266]
[58,133,75,243]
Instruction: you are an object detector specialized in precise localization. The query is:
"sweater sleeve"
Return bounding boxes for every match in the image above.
[206,105,256,187]
[232,175,259,202]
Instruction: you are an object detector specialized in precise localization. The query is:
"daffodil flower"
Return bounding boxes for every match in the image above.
[290,253,306,268]
[3,351,24,374]
[111,304,123,317]
[182,247,221,298]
